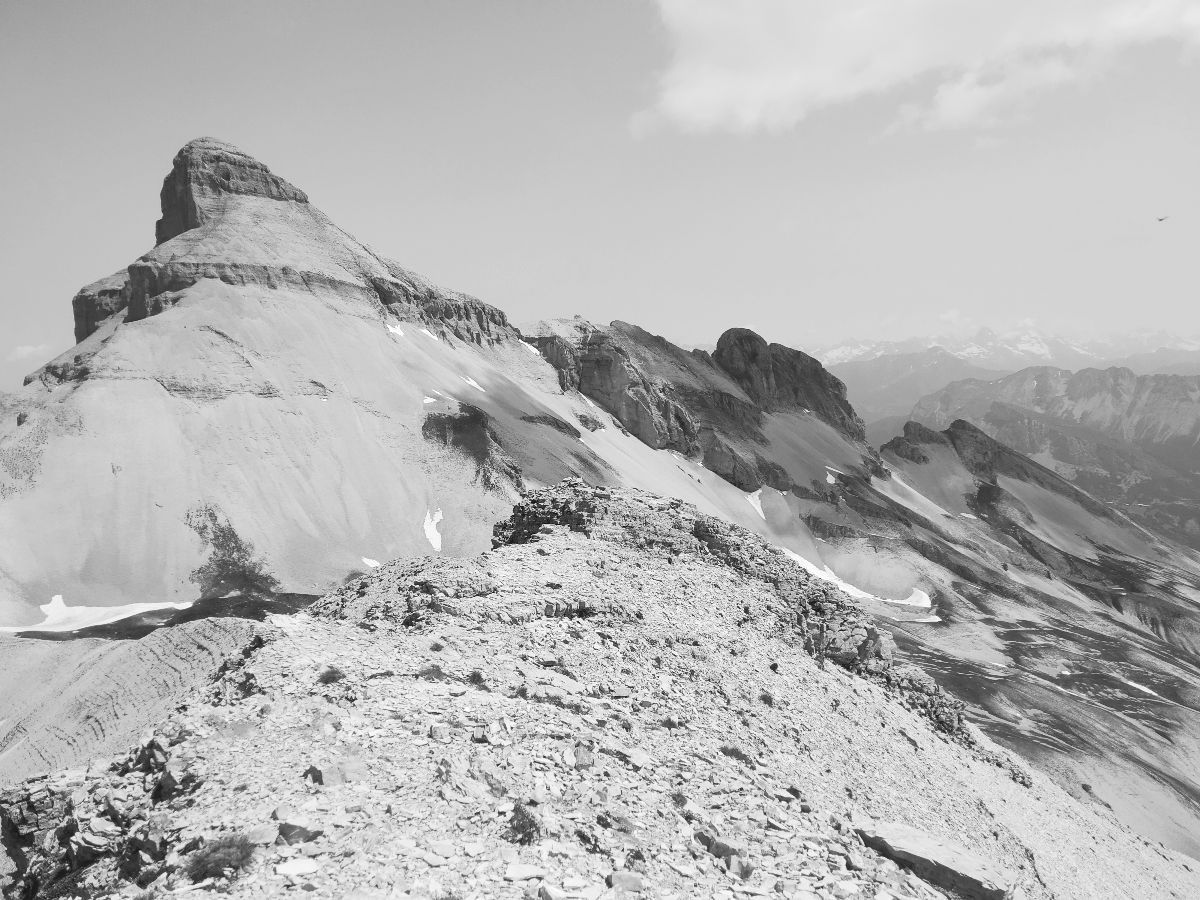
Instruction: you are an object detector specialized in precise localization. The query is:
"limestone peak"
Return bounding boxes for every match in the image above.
[154,137,309,245]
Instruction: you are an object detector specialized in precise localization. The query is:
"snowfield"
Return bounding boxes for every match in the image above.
[0,595,194,634]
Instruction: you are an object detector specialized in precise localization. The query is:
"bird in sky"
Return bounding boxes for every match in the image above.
[1157,216,1170,222]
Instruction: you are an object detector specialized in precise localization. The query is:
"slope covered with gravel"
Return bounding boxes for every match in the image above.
[3,483,1197,900]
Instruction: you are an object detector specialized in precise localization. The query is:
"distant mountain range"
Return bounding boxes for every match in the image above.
[818,327,1200,374]
[912,365,1200,550]
[821,328,1200,434]
[829,347,1006,425]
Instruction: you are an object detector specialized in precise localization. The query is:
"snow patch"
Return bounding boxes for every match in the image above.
[461,376,486,392]
[746,489,765,520]
[912,616,943,624]
[581,395,597,409]
[423,396,437,404]
[1115,675,1167,700]
[778,547,880,604]
[960,513,978,520]
[361,557,381,568]
[826,472,837,485]
[386,322,405,337]
[522,342,541,356]
[881,588,934,608]
[424,508,444,552]
[420,328,438,340]
[777,547,932,611]
[0,595,194,634]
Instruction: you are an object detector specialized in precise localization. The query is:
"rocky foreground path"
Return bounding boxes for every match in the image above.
[3,483,1198,900]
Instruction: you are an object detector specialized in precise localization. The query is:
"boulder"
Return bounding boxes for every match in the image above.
[855,820,1014,900]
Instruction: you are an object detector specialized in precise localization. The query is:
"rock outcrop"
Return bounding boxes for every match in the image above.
[155,137,309,245]
[855,821,1015,900]
[575,331,700,454]
[529,319,878,493]
[880,421,951,464]
[71,271,130,343]
[713,328,865,441]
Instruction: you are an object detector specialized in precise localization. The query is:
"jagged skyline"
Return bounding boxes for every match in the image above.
[2,1,1197,387]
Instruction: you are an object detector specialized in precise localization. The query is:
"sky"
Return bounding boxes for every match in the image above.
[1,0,1198,387]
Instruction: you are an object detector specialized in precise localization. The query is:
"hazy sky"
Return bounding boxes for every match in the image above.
[2,0,1198,387]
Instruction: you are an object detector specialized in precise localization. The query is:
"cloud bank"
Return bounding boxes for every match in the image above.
[646,0,1200,132]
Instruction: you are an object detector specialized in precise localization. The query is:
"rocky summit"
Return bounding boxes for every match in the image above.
[4,482,1198,900]
[4,138,1200,899]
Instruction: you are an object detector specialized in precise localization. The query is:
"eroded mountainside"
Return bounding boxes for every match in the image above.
[911,366,1200,548]
[4,484,1198,900]
[0,619,261,786]
[0,139,876,627]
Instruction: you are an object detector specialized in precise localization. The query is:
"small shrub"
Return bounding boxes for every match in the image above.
[720,744,756,768]
[430,640,445,652]
[418,664,450,682]
[759,690,775,707]
[186,505,279,599]
[186,834,254,882]
[505,802,544,845]
[318,666,346,685]
[467,669,487,688]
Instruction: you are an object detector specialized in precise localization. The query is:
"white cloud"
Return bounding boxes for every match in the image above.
[6,344,48,362]
[645,0,1200,132]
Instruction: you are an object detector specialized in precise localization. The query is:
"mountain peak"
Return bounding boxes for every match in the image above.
[154,137,309,245]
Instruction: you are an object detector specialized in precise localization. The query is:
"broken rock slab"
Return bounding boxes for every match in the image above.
[855,820,1014,900]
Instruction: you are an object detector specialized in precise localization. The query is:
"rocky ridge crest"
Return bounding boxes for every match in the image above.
[527,320,874,494]
[6,482,1195,900]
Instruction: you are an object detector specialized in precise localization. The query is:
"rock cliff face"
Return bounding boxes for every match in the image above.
[70,271,130,343]
[155,138,309,245]
[529,319,876,493]
[713,328,865,442]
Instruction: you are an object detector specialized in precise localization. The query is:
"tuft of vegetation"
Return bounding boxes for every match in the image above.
[429,640,446,652]
[317,666,346,685]
[186,505,280,599]
[467,669,489,690]
[759,690,775,707]
[418,664,450,682]
[505,802,544,845]
[186,834,254,882]
[519,689,590,716]
[720,744,756,768]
